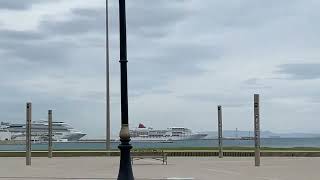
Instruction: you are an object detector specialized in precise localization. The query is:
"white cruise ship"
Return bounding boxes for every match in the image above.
[129,123,207,141]
[0,121,86,142]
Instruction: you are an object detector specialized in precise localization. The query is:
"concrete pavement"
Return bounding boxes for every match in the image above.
[0,157,317,180]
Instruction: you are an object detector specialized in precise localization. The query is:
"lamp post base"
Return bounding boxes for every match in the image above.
[117,138,134,180]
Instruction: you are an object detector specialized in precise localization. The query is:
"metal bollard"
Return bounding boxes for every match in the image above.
[26,102,32,166]
[218,105,223,158]
[254,94,260,166]
[48,110,53,158]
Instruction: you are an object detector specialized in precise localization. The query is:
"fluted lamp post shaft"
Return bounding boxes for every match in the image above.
[117,0,134,179]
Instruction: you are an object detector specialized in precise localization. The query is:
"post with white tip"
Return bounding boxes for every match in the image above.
[218,105,223,158]
[254,94,260,166]
[26,102,32,166]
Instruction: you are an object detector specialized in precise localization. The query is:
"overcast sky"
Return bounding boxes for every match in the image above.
[0,0,319,138]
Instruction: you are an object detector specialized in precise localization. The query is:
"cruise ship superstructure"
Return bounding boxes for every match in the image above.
[0,121,86,141]
[129,123,207,141]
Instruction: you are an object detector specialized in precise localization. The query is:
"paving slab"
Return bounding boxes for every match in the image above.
[0,157,317,180]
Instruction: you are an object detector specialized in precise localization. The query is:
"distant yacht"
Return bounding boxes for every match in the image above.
[129,123,207,141]
[0,121,86,142]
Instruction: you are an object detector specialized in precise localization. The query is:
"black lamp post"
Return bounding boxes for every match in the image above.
[117,0,134,179]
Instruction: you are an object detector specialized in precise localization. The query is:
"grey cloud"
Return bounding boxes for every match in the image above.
[0,27,78,65]
[244,78,259,85]
[0,40,73,64]
[189,0,302,31]
[127,43,220,94]
[72,8,103,18]
[129,88,173,99]
[76,90,106,103]
[0,0,56,10]
[39,0,191,38]
[132,44,215,75]
[126,0,191,37]
[107,1,217,95]
[0,30,45,41]
[178,94,249,108]
[242,78,272,89]
[40,13,105,35]
[38,7,111,36]
[0,28,69,65]
[276,63,320,80]
[0,1,37,10]
[307,95,320,104]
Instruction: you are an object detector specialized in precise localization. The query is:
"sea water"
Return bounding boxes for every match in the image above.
[1,138,320,151]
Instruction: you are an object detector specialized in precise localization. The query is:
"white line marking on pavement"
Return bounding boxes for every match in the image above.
[206,168,242,175]
[163,178,194,180]
[257,176,280,180]
[148,177,194,180]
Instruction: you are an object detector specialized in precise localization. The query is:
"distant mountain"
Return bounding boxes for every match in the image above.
[203,130,320,138]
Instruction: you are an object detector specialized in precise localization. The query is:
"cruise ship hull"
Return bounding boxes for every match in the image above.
[63,133,87,141]
[1,121,86,142]
[129,124,208,141]
[130,134,207,141]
